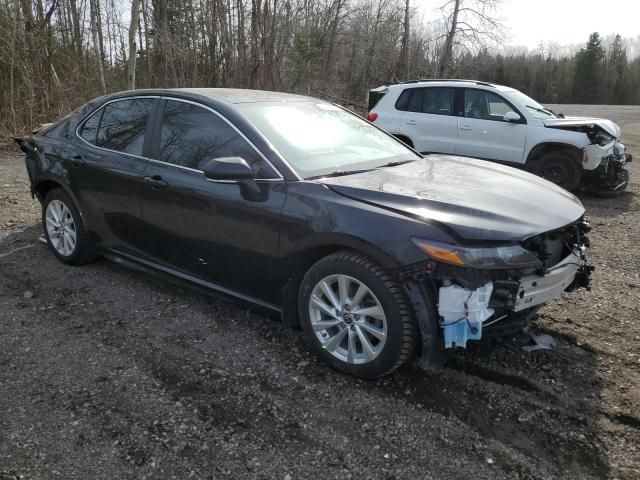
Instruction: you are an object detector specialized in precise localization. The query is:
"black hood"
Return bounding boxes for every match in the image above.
[319,155,585,243]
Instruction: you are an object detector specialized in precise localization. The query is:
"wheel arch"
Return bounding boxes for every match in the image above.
[33,178,90,228]
[33,179,68,203]
[525,142,582,165]
[393,134,414,148]
[279,236,401,329]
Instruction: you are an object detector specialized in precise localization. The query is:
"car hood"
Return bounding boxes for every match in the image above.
[319,156,585,243]
[544,116,620,138]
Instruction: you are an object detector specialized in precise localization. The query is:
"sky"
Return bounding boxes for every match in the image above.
[419,0,640,52]
[500,0,640,49]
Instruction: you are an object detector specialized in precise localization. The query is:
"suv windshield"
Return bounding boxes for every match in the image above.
[237,101,419,179]
[505,90,556,119]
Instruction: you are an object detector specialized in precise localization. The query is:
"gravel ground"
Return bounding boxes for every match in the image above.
[1,105,639,479]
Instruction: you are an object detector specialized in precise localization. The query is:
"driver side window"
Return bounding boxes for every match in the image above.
[156,100,278,178]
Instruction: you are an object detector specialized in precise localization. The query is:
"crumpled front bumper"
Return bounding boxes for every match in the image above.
[583,141,629,170]
[514,249,581,312]
[584,147,631,193]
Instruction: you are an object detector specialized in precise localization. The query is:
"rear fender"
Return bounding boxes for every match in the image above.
[13,137,39,191]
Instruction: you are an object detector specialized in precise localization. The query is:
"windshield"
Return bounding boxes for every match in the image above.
[505,90,556,119]
[237,101,420,178]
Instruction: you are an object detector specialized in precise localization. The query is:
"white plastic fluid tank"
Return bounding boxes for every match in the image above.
[438,282,494,348]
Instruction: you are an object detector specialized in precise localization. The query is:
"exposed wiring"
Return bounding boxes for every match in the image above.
[439,316,467,327]
[483,314,508,327]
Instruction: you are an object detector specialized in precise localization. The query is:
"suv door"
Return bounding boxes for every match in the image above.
[455,89,527,164]
[73,97,157,255]
[396,87,458,154]
[138,98,286,304]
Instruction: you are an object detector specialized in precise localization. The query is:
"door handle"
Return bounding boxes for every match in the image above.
[70,154,85,166]
[143,175,169,189]
[406,120,417,125]
[460,125,472,131]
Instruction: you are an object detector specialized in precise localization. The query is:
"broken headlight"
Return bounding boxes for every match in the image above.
[596,131,614,146]
[411,238,542,270]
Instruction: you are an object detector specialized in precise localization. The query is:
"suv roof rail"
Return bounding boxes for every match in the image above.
[398,79,495,87]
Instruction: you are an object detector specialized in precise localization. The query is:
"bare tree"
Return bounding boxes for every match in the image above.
[396,0,410,80]
[438,0,504,77]
[90,0,107,93]
[127,0,141,89]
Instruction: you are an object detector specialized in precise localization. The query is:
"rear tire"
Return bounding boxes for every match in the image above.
[298,251,418,379]
[394,135,414,149]
[42,188,98,265]
[527,151,582,191]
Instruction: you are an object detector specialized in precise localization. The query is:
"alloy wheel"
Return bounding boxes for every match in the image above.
[45,199,77,256]
[308,274,387,364]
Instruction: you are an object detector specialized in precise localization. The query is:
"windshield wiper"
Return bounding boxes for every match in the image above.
[526,105,555,117]
[376,159,416,169]
[306,168,376,180]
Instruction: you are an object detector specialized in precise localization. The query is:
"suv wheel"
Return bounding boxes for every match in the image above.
[298,251,418,378]
[42,189,98,265]
[528,151,582,191]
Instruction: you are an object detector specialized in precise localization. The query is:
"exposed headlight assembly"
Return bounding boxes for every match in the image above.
[597,131,614,146]
[411,238,542,270]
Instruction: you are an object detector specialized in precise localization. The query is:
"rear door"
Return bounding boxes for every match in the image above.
[455,89,527,164]
[397,87,458,154]
[137,98,287,303]
[72,97,157,255]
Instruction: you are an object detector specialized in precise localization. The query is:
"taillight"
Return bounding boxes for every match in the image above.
[367,112,378,122]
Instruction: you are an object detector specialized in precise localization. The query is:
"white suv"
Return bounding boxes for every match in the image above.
[368,80,631,193]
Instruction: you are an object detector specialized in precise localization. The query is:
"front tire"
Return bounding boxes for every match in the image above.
[528,151,582,191]
[42,188,98,265]
[298,251,418,379]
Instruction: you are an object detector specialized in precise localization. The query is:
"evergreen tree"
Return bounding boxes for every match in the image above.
[609,34,630,103]
[573,32,605,103]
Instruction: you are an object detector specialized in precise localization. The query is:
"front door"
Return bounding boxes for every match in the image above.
[138,98,286,303]
[455,88,527,164]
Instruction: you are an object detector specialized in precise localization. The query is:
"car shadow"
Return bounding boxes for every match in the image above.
[575,189,636,215]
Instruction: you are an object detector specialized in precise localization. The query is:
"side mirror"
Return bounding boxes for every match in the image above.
[503,111,521,123]
[201,157,255,181]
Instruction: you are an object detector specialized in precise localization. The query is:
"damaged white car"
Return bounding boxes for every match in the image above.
[368,80,632,194]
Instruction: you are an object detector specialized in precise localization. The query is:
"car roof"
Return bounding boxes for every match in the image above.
[108,88,315,104]
[388,79,510,90]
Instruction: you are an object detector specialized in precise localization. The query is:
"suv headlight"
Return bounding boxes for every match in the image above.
[411,238,542,269]
[597,132,614,146]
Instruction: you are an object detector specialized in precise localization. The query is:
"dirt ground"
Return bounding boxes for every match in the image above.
[1,105,639,480]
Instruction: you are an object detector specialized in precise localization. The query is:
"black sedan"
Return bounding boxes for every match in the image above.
[15,88,592,378]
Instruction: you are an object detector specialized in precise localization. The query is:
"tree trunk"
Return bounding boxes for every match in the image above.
[127,0,141,89]
[396,0,410,80]
[90,0,107,93]
[438,0,460,78]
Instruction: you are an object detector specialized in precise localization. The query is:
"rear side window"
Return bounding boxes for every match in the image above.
[96,98,155,154]
[80,111,101,144]
[155,100,276,178]
[395,88,455,116]
[79,98,155,155]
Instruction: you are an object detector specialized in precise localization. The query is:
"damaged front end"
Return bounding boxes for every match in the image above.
[399,218,592,357]
[582,143,632,195]
[546,119,632,195]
